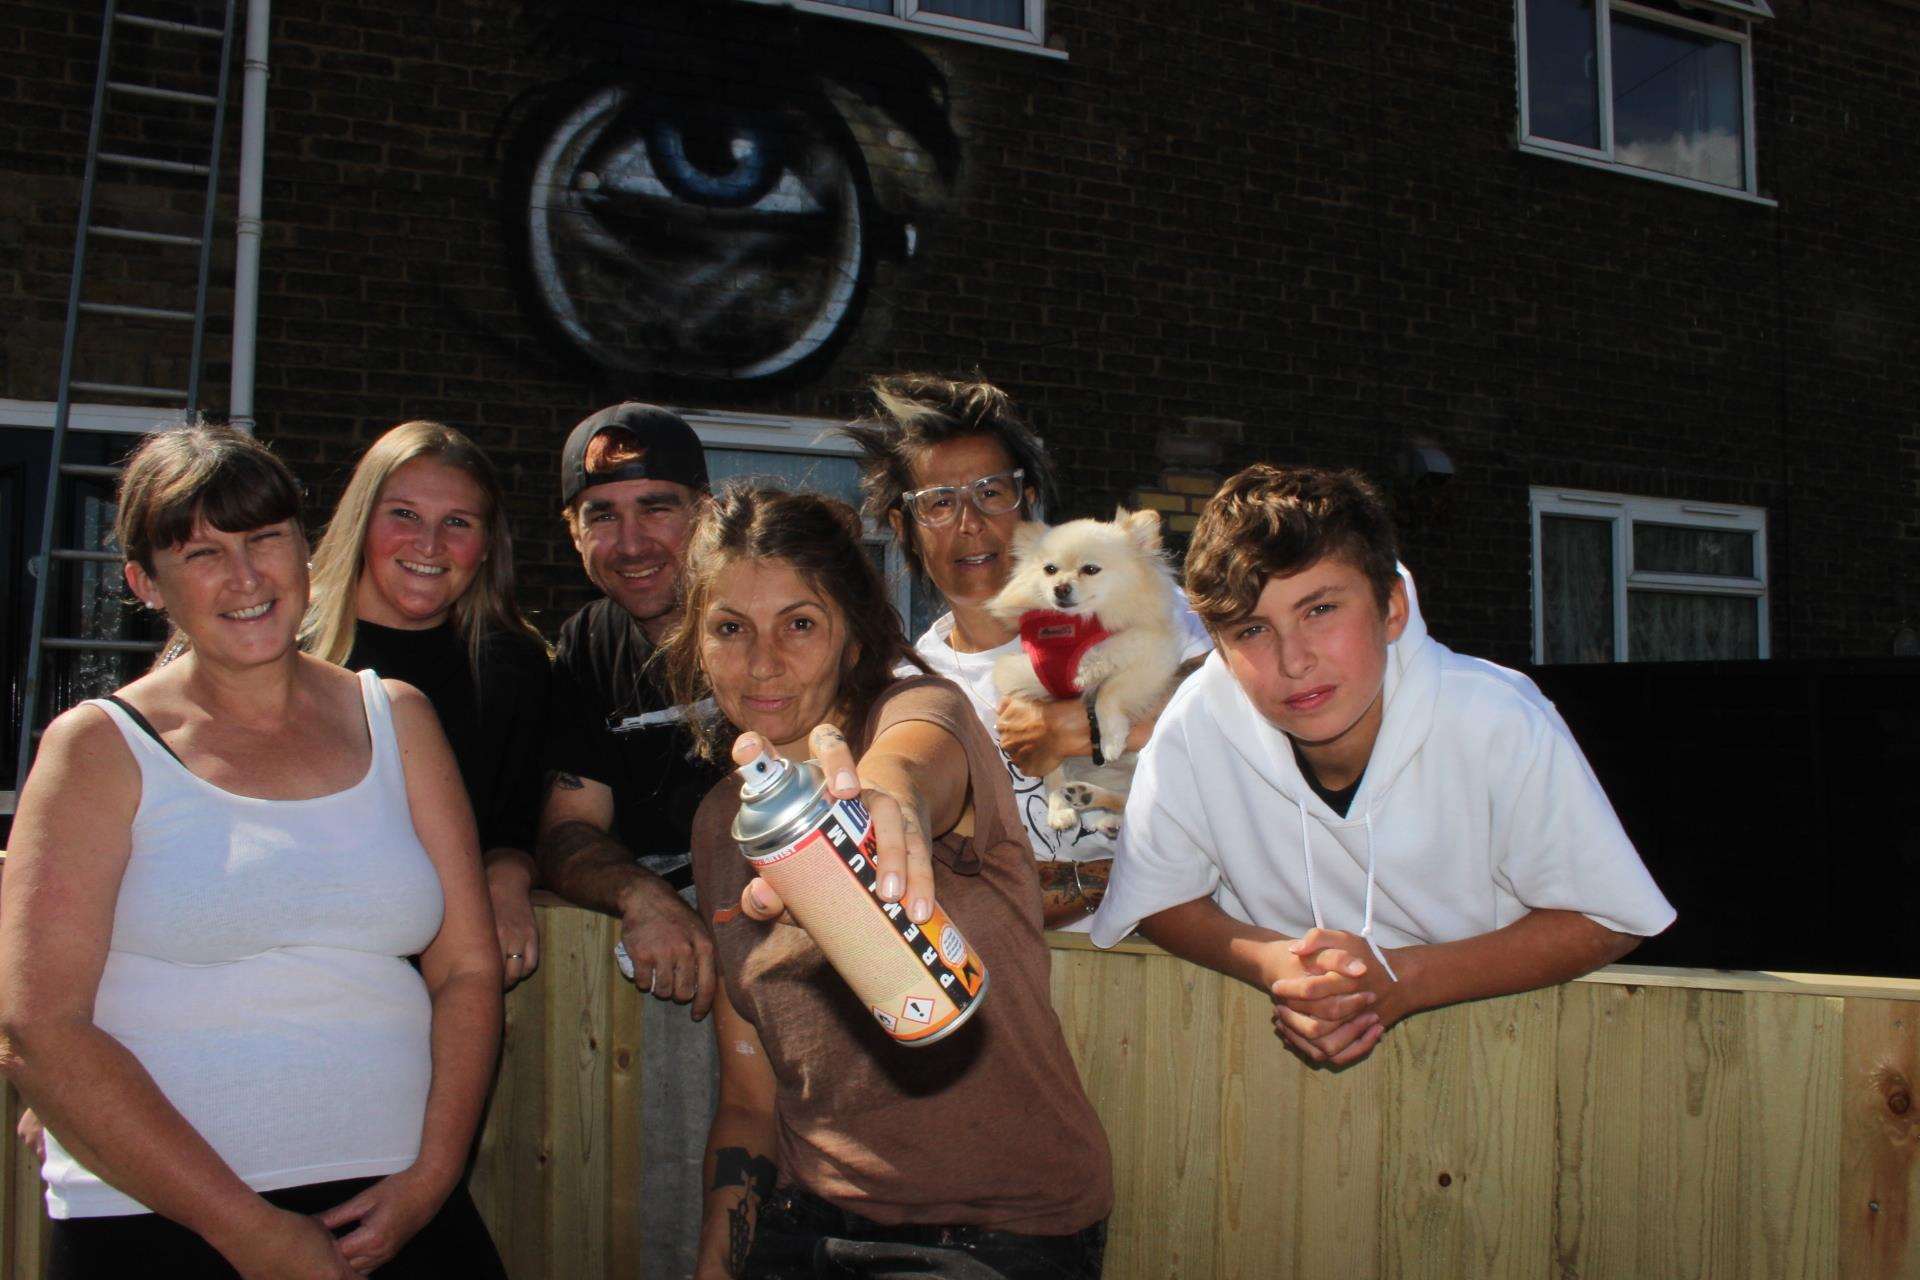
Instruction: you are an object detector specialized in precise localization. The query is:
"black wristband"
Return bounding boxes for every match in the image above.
[1085,697,1104,767]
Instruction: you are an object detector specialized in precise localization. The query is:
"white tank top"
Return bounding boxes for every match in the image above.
[42,669,447,1218]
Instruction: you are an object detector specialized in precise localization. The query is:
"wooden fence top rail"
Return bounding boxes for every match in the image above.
[1041,928,1920,1001]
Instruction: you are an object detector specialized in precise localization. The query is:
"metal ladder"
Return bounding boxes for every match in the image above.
[12,0,240,793]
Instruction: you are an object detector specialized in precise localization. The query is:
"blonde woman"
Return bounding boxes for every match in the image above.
[305,420,552,987]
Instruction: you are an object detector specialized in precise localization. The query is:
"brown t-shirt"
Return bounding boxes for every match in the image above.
[692,676,1113,1236]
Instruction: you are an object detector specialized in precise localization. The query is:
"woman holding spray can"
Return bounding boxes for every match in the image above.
[663,486,1111,1279]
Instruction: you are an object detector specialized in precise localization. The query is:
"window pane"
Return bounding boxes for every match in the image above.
[56,486,162,711]
[1628,591,1759,660]
[1633,522,1754,577]
[1540,515,1615,663]
[814,0,890,11]
[921,0,1026,26]
[1610,13,1745,188]
[1525,0,1600,148]
[703,449,863,509]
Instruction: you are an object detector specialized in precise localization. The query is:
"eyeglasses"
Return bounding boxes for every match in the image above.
[900,469,1026,527]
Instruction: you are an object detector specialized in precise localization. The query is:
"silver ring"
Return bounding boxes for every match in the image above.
[647,970,659,994]
[506,952,524,960]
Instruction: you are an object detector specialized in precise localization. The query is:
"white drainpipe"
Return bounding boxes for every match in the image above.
[229,0,270,434]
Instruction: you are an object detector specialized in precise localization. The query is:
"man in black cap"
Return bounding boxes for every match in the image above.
[533,402,722,1017]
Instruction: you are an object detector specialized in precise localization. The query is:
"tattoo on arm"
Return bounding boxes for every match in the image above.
[713,1147,778,1279]
[548,770,586,791]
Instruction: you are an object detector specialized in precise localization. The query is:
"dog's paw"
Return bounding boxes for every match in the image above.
[1047,793,1082,831]
[1090,812,1123,838]
[1058,781,1099,808]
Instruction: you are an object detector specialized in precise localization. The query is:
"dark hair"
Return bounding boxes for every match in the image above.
[1185,464,1401,629]
[661,484,929,761]
[115,420,303,573]
[839,373,1059,586]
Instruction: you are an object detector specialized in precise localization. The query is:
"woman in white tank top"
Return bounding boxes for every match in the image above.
[0,423,506,1280]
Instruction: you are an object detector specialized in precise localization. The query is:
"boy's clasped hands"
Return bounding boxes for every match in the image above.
[1266,927,1409,1067]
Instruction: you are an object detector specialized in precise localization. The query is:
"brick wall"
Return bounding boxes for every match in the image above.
[4,0,1916,660]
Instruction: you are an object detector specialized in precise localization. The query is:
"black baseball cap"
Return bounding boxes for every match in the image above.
[560,402,710,507]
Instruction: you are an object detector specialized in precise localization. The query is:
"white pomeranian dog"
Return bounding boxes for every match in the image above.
[986,508,1185,835]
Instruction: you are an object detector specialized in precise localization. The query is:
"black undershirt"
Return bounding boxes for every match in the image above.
[346,619,551,853]
[544,598,723,890]
[1290,739,1364,818]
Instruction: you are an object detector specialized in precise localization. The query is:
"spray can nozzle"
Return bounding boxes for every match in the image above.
[737,742,792,802]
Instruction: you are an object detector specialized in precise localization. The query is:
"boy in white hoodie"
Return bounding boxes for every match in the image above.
[1089,465,1674,1066]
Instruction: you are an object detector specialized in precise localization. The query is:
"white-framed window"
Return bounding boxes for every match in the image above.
[2,400,174,813]
[1516,0,1772,203]
[1530,487,1769,663]
[680,408,937,638]
[734,0,1061,59]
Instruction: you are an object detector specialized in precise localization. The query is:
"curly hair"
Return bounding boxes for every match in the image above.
[838,373,1059,587]
[660,484,929,761]
[1185,465,1400,629]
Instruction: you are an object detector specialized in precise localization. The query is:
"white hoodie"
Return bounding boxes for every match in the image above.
[1089,570,1676,954]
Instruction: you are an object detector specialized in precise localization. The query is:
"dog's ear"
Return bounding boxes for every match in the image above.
[1010,521,1048,560]
[1118,507,1163,552]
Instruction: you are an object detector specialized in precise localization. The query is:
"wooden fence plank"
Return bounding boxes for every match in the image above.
[1,1078,17,1280]
[1378,987,1555,1280]
[1459,988,1556,1279]
[1052,948,1221,1280]
[1379,992,1468,1280]
[1839,998,1920,1280]
[471,932,553,1280]
[1553,981,1651,1280]
[2,1079,43,1280]
[607,966,646,1276]
[1214,979,1385,1280]
[543,909,613,1280]
[1637,987,1748,1280]
[1740,992,1843,1280]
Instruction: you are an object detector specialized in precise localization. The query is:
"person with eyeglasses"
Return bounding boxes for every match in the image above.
[841,375,1212,929]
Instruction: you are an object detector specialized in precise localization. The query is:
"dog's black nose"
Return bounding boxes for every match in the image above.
[1053,583,1074,604]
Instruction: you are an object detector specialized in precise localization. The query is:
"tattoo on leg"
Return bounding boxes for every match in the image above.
[714,1147,778,1278]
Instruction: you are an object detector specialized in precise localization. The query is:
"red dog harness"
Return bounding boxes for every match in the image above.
[1017,611,1112,700]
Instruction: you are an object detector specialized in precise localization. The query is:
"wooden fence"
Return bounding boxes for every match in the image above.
[4,903,1918,1279]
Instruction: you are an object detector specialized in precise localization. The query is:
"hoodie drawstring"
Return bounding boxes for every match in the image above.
[1298,803,1399,983]
[1359,812,1399,982]
[1298,804,1325,932]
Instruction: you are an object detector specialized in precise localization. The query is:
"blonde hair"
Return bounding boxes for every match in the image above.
[302,420,546,673]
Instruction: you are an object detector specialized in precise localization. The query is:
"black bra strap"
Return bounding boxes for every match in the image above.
[104,695,188,767]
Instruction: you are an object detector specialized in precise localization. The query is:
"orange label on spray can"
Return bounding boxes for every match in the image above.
[751,797,988,1045]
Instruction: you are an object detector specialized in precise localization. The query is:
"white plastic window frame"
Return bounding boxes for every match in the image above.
[1515,0,1774,205]
[680,408,916,628]
[733,0,1063,60]
[1529,486,1770,663]
[1,400,174,815]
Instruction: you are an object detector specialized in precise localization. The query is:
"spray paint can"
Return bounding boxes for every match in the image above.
[730,745,988,1046]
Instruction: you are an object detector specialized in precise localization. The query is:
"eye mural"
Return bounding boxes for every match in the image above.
[499,6,962,388]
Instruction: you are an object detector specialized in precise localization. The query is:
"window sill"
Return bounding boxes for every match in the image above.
[733,0,1069,60]
[1518,141,1779,208]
